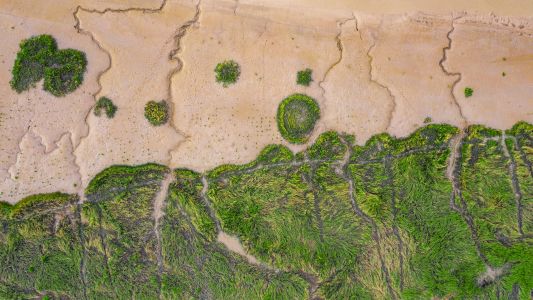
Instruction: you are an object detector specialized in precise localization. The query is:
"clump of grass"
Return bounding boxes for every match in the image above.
[215,60,240,87]
[144,100,169,126]
[10,34,87,97]
[296,68,313,86]
[43,49,87,96]
[464,87,474,98]
[277,93,320,144]
[10,35,57,93]
[94,96,117,118]
[424,117,432,124]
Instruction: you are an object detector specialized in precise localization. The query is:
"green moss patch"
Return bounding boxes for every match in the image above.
[144,100,169,126]
[464,87,474,98]
[10,34,87,97]
[215,60,240,87]
[43,49,87,96]
[94,96,117,118]
[277,93,320,144]
[296,68,313,86]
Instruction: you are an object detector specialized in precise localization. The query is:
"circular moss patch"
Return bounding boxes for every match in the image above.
[144,100,169,126]
[277,93,320,144]
[215,60,240,87]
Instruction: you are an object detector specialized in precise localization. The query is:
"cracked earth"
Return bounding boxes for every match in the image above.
[1,0,533,204]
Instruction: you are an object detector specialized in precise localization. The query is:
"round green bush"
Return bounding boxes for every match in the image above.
[464,87,474,98]
[215,60,240,87]
[94,96,117,118]
[277,93,320,144]
[296,68,313,86]
[144,100,169,126]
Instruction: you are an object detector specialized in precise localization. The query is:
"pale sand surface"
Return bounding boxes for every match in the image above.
[446,15,533,128]
[217,231,260,264]
[0,0,532,203]
[170,0,341,170]
[74,0,196,188]
[365,13,466,136]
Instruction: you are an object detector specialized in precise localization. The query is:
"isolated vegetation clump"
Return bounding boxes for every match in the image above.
[10,35,57,93]
[215,60,240,87]
[464,87,474,98]
[94,96,117,118]
[277,93,320,144]
[144,100,169,126]
[10,34,87,97]
[296,68,313,86]
[43,49,87,96]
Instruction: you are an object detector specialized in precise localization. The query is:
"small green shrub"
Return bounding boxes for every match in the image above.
[277,93,320,144]
[215,60,240,87]
[464,87,474,98]
[10,34,87,97]
[144,100,169,126]
[296,68,313,86]
[94,96,117,118]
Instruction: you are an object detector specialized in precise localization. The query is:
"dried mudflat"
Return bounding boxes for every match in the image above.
[0,0,532,203]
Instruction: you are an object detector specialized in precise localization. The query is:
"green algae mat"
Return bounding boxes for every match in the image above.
[0,122,532,299]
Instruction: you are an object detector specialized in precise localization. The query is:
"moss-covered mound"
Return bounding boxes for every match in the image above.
[10,34,87,97]
[94,96,117,118]
[296,68,313,86]
[144,100,169,126]
[214,60,240,87]
[277,93,320,144]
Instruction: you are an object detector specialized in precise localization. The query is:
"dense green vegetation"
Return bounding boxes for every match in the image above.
[0,122,531,299]
[10,34,87,96]
[464,86,474,98]
[94,96,117,118]
[0,193,83,299]
[214,60,240,87]
[296,68,313,86]
[277,93,320,144]
[144,100,169,126]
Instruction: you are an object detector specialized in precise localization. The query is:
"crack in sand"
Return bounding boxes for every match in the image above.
[302,171,325,243]
[75,202,89,300]
[71,0,201,193]
[165,0,203,163]
[438,15,468,128]
[75,0,168,14]
[364,23,397,133]
[95,205,116,297]
[500,133,524,236]
[200,175,222,232]
[512,135,533,179]
[318,15,355,101]
[72,6,114,199]
[384,155,405,291]
[153,171,174,299]
[446,133,491,266]
[233,0,239,15]
[340,137,397,300]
